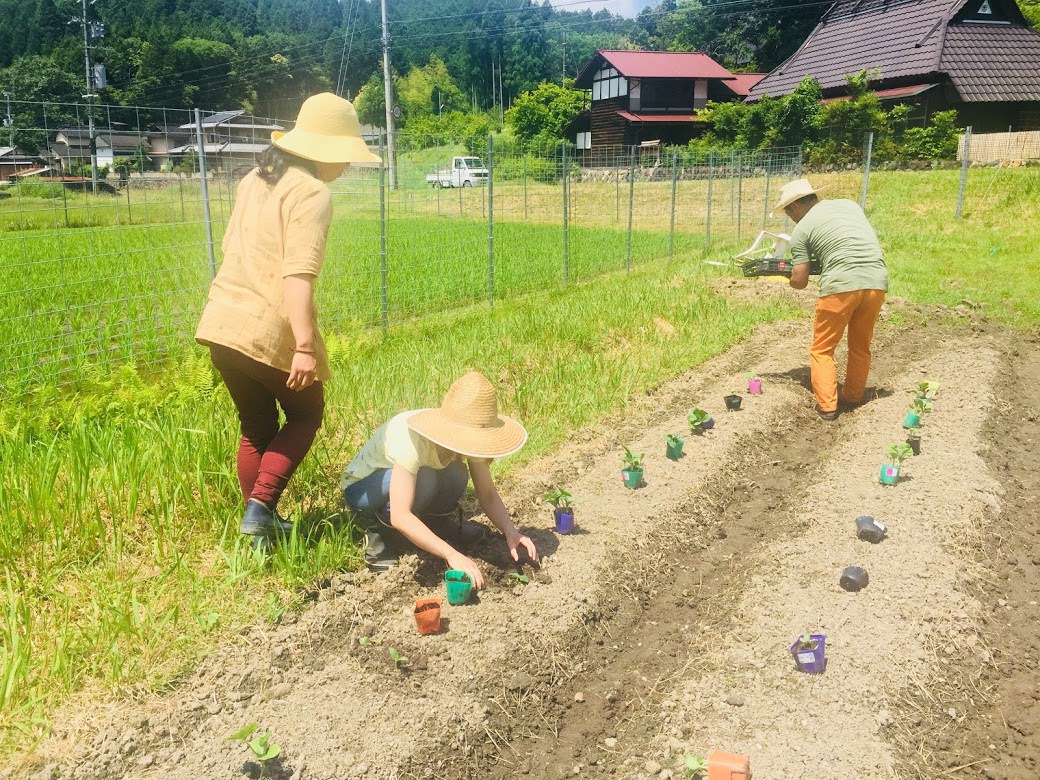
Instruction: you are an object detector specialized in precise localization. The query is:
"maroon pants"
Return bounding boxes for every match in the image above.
[209,344,325,508]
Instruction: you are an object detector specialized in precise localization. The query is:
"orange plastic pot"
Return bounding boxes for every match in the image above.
[414,598,442,635]
[707,750,751,780]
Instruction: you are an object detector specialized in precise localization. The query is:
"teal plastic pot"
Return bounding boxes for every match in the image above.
[444,569,474,605]
[622,468,643,490]
[903,412,921,429]
[879,464,900,486]
[665,440,684,460]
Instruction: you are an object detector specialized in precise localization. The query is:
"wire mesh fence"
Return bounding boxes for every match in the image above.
[1,98,1036,396]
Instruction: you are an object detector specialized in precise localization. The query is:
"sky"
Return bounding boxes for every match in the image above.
[554,0,658,18]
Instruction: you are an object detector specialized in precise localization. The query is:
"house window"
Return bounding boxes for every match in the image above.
[576,132,591,150]
[592,66,627,102]
[640,80,694,111]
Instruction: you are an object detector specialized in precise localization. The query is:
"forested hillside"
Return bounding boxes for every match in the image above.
[0,0,829,120]
[1,0,1037,123]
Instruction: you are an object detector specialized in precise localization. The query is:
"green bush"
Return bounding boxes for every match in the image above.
[14,178,65,199]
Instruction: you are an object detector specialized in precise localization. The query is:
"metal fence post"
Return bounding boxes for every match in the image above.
[669,147,678,259]
[615,155,620,221]
[762,152,771,230]
[956,126,972,219]
[626,146,636,271]
[728,150,735,225]
[860,131,874,209]
[522,140,528,220]
[487,134,495,308]
[736,151,744,243]
[706,150,714,250]
[194,108,217,279]
[379,132,389,331]
[562,144,570,285]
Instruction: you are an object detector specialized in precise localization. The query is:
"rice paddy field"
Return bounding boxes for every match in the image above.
[1,147,1039,756]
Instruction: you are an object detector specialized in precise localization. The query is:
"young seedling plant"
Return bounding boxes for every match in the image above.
[915,380,940,401]
[507,572,530,585]
[226,723,281,772]
[684,754,708,779]
[911,397,933,415]
[621,447,644,472]
[795,631,818,651]
[542,487,574,511]
[389,646,410,669]
[665,432,685,447]
[687,408,710,433]
[888,442,914,466]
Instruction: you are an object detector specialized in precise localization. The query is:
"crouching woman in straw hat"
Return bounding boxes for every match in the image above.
[342,371,537,588]
[196,93,380,546]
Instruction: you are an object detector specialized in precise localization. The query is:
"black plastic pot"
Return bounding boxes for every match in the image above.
[724,394,743,411]
[855,516,887,544]
[907,437,921,455]
[840,566,869,592]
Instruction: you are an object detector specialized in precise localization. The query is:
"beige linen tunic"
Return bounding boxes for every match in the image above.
[196,165,334,381]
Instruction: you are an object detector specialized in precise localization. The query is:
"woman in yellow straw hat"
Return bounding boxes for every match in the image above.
[196,93,380,546]
[342,371,537,588]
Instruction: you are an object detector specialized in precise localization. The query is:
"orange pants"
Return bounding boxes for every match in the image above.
[811,289,886,412]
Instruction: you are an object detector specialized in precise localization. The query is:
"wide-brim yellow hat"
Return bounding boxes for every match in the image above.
[407,372,528,459]
[271,92,381,165]
[772,178,829,216]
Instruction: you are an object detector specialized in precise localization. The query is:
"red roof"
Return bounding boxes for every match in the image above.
[820,83,937,103]
[616,111,703,124]
[727,73,767,97]
[575,49,735,87]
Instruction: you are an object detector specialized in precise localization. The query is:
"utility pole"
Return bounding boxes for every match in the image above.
[79,0,99,193]
[498,55,504,123]
[3,92,12,149]
[561,32,567,86]
[380,0,396,189]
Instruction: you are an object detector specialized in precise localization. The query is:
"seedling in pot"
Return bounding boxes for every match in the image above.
[687,408,711,434]
[790,631,826,674]
[684,754,708,779]
[906,426,921,455]
[915,380,940,401]
[664,432,685,460]
[903,398,929,429]
[911,397,933,414]
[621,446,644,490]
[879,442,913,486]
[226,723,281,770]
[543,487,575,534]
[389,646,410,669]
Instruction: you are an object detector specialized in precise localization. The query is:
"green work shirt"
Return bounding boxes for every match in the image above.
[790,199,888,297]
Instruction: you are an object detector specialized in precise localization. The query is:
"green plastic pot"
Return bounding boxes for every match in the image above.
[621,468,643,490]
[879,464,900,486]
[903,412,921,429]
[445,569,474,605]
[665,440,684,460]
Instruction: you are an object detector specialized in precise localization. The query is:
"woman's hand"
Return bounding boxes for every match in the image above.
[505,529,537,563]
[445,550,484,590]
[286,351,317,391]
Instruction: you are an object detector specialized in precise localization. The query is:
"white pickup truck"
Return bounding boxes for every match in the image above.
[426,156,489,188]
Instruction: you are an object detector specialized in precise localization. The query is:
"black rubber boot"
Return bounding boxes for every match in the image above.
[357,511,399,573]
[422,505,487,552]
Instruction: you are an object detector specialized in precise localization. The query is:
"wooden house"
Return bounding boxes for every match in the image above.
[748,0,1040,131]
[569,50,763,163]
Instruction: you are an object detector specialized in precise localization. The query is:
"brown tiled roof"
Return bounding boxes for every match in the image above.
[749,0,1040,104]
[940,22,1040,101]
[749,0,955,100]
[574,50,734,88]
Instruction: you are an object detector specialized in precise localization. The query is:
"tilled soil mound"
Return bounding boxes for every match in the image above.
[15,300,1040,780]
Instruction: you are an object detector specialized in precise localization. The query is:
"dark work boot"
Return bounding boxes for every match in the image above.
[422,505,487,552]
[357,511,400,573]
[240,499,293,539]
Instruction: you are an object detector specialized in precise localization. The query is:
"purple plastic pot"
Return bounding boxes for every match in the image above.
[700,416,715,431]
[790,633,827,674]
[554,508,575,534]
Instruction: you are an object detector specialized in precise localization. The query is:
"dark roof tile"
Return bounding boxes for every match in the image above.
[940,23,1040,101]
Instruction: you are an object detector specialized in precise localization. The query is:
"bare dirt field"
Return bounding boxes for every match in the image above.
[16,283,1040,780]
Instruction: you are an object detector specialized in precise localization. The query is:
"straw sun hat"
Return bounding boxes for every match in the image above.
[407,372,528,459]
[271,92,381,165]
[772,178,829,216]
